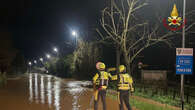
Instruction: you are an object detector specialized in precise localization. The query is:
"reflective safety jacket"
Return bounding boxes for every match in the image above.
[93,71,112,89]
[112,73,134,91]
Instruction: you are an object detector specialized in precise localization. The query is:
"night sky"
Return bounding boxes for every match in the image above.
[2,0,104,59]
[1,0,195,60]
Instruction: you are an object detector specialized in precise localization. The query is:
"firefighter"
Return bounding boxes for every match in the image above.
[112,65,134,110]
[93,62,112,110]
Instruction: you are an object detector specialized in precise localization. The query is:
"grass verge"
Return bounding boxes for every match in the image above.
[134,87,195,110]
[107,92,178,110]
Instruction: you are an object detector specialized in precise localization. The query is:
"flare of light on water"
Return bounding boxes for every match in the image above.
[29,73,33,102]
[66,81,91,110]
[54,80,61,110]
[47,76,52,107]
[35,74,39,103]
[40,75,45,104]
[8,73,97,110]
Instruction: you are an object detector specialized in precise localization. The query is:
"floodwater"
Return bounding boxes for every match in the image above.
[0,73,121,110]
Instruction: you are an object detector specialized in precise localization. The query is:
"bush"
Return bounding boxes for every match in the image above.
[0,73,7,87]
[185,100,195,110]
[10,53,27,74]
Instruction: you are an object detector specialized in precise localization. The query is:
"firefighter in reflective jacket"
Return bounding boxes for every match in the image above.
[112,65,134,110]
[93,62,112,110]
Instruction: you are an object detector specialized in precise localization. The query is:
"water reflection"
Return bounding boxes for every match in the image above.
[54,80,61,110]
[35,74,39,103]
[47,76,52,107]
[66,81,88,110]
[28,73,90,110]
[28,74,61,110]
[40,75,45,104]
[29,74,33,102]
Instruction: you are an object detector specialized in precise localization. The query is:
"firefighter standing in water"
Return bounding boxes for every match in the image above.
[112,65,134,110]
[93,62,112,110]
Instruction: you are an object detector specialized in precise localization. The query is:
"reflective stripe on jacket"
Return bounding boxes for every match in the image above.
[112,73,134,91]
[93,71,112,89]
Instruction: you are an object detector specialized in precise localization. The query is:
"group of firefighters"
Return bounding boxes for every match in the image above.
[93,62,134,110]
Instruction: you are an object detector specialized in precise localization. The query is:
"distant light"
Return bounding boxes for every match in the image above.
[46,54,51,59]
[53,47,58,52]
[40,58,43,62]
[29,62,32,66]
[72,30,77,37]
[34,60,37,64]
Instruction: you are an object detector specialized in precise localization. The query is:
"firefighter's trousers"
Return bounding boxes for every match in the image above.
[94,89,107,110]
[118,90,132,110]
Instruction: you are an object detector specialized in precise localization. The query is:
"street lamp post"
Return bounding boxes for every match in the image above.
[53,47,58,53]
[72,30,78,47]
[34,60,37,64]
[39,58,44,67]
[46,54,51,59]
[40,58,43,62]
[29,62,32,73]
[53,47,59,57]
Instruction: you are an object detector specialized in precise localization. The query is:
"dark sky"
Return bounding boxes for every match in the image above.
[1,0,195,60]
[1,0,104,59]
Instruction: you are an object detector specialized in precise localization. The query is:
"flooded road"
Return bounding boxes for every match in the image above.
[0,73,122,110]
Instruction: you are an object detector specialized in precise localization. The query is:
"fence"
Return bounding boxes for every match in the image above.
[135,81,195,103]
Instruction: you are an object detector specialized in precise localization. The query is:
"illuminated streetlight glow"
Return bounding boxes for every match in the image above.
[53,47,58,52]
[72,31,77,37]
[72,30,78,47]
[34,60,37,64]
[40,58,43,62]
[46,54,51,59]
[29,62,32,66]
[29,62,32,73]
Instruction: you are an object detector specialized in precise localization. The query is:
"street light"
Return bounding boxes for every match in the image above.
[72,30,78,46]
[46,54,51,59]
[34,60,37,64]
[28,62,32,73]
[53,47,59,57]
[40,58,43,62]
[29,62,32,66]
[53,47,58,53]
[39,58,44,68]
[72,30,77,37]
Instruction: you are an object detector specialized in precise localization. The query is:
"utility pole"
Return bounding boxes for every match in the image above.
[181,0,186,109]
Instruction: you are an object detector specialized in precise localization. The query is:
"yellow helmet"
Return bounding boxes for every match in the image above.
[99,62,106,70]
[119,65,126,72]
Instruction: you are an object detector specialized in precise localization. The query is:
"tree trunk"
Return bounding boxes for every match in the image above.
[123,51,131,75]
[126,62,131,75]
[116,44,120,73]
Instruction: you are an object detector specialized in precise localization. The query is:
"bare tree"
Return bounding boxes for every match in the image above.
[97,0,194,75]
[72,39,102,78]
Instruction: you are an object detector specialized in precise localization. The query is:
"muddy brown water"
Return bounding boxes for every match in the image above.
[0,73,129,110]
